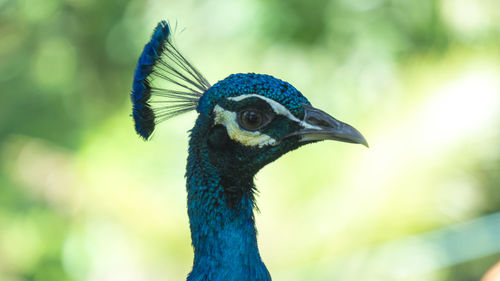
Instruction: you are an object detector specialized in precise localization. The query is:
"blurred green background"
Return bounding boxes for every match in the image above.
[1,0,500,280]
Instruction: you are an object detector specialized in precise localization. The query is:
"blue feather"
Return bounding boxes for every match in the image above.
[131,21,209,140]
[130,20,367,281]
[198,73,310,116]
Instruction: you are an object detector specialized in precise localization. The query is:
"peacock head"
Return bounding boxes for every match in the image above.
[192,73,367,178]
[131,21,367,179]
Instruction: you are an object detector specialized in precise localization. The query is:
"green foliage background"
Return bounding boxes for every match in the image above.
[1,0,499,280]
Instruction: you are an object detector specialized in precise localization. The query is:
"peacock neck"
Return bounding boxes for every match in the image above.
[185,120,271,281]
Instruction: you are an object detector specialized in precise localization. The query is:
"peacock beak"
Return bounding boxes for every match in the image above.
[284,104,369,147]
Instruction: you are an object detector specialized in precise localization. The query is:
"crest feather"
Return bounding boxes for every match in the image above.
[131,21,210,139]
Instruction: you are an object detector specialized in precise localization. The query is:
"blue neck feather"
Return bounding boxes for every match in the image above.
[185,117,271,281]
[131,21,367,281]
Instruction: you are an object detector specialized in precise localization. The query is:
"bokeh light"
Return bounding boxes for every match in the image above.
[1,0,499,280]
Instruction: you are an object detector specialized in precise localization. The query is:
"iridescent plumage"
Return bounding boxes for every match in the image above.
[130,21,367,281]
[131,21,210,139]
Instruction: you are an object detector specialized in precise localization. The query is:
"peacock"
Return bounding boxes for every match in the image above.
[131,21,367,281]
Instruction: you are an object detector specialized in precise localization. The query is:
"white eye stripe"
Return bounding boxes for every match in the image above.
[228,94,300,122]
[227,94,321,130]
[213,105,278,148]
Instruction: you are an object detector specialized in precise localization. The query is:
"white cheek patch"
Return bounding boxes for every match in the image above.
[213,105,278,148]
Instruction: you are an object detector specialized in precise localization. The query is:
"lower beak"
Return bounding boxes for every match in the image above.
[285,104,369,147]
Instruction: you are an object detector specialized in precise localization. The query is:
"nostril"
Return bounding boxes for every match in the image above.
[306,116,332,128]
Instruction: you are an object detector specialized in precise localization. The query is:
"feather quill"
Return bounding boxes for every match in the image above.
[131,21,210,139]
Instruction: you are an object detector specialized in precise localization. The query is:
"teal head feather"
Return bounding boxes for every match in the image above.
[131,21,367,281]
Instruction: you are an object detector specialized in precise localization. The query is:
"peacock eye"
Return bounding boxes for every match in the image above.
[238,109,266,131]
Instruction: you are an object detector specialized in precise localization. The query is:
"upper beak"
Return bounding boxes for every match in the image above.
[284,104,369,147]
